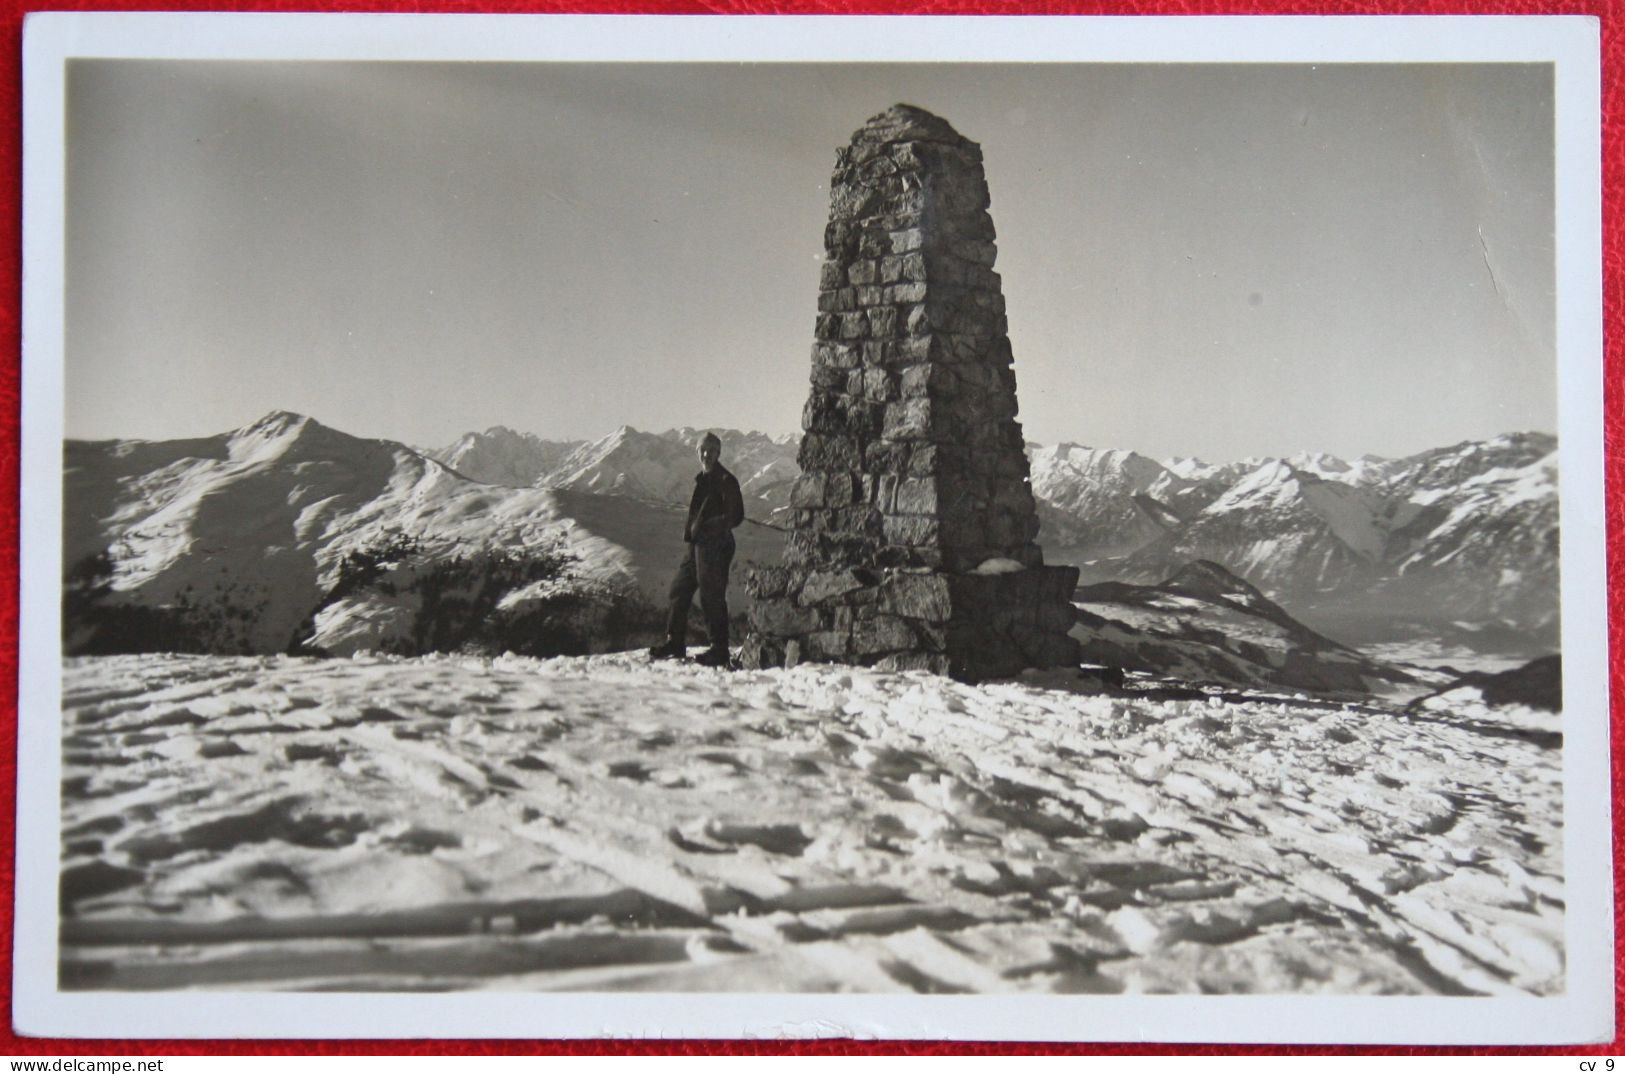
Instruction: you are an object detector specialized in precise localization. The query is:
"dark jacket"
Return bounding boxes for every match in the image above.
[685,464,745,545]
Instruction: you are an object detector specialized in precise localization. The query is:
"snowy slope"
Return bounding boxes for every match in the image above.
[1072,561,1430,701]
[60,651,1563,994]
[1407,655,1561,739]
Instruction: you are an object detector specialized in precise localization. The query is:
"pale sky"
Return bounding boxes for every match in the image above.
[66,61,1555,461]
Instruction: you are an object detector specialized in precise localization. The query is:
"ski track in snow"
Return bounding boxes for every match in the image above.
[60,653,1562,995]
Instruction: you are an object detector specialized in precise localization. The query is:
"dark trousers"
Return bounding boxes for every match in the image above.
[666,537,734,649]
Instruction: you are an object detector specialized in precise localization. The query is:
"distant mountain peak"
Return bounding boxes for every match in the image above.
[227,411,353,463]
[474,425,534,441]
[250,409,314,432]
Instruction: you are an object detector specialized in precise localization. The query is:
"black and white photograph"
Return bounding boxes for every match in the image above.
[16,13,1610,1042]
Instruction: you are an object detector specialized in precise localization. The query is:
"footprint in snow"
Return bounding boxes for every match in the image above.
[606,760,654,783]
[696,751,749,774]
[700,820,813,857]
[383,826,463,855]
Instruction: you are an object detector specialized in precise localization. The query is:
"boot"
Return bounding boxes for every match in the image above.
[648,638,686,660]
[694,646,732,669]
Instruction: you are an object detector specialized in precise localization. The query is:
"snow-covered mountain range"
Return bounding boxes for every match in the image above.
[431,426,1559,649]
[64,412,1558,661]
[432,425,798,517]
[64,412,784,657]
[434,426,581,488]
[1034,433,1557,647]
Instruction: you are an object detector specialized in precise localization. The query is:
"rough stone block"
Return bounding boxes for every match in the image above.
[992,483,1036,516]
[928,255,971,288]
[803,631,849,661]
[861,341,893,367]
[946,209,995,242]
[1038,599,1077,634]
[862,441,907,473]
[873,474,898,512]
[907,444,941,477]
[789,473,825,509]
[889,143,924,171]
[817,288,856,313]
[800,568,874,605]
[823,471,861,506]
[824,221,857,258]
[900,362,963,400]
[873,209,924,231]
[954,645,1027,683]
[910,618,948,650]
[851,614,915,655]
[809,364,846,393]
[878,572,952,621]
[797,433,858,472]
[866,306,898,338]
[876,544,943,570]
[752,597,821,637]
[802,394,844,434]
[859,231,893,259]
[1047,565,1081,600]
[848,259,878,286]
[1020,631,1082,669]
[889,228,924,252]
[784,531,817,567]
[987,513,1027,550]
[860,367,895,402]
[895,188,929,215]
[881,398,933,440]
[830,504,883,538]
[894,477,938,515]
[812,341,860,369]
[737,635,769,670]
[744,565,793,600]
[875,652,951,675]
[951,238,997,266]
[894,337,934,364]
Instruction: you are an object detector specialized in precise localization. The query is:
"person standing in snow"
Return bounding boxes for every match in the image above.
[649,431,745,668]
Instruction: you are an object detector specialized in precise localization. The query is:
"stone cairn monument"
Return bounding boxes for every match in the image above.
[740,104,1081,682]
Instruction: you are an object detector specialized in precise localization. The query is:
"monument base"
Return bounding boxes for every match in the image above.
[740,563,1081,683]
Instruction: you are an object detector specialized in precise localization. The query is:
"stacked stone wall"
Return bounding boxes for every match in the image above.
[742,104,1081,682]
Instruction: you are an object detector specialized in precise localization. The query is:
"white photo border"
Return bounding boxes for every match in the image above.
[16,12,1611,1043]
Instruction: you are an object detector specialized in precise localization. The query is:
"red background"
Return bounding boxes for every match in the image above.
[0,0,1616,1056]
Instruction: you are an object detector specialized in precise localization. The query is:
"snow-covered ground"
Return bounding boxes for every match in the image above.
[60,652,1562,995]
